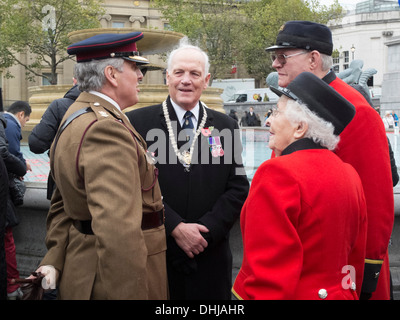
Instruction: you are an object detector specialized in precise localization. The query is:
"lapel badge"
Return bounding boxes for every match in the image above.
[145,150,157,165]
[208,136,224,158]
[201,126,214,137]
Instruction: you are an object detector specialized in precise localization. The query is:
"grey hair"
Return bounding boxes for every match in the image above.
[284,98,340,151]
[74,58,125,92]
[320,53,333,72]
[167,40,210,77]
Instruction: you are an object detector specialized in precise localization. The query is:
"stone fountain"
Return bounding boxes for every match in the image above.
[25,28,223,138]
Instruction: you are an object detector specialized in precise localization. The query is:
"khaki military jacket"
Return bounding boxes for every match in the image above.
[41,92,167,300]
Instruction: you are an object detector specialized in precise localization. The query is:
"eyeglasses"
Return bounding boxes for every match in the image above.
[270,51,308,64]
[270,107,280,117]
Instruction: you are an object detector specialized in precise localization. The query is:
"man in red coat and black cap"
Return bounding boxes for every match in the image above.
[266,20,394,300]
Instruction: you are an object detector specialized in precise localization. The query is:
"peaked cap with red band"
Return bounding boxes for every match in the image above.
[67,31,149,65]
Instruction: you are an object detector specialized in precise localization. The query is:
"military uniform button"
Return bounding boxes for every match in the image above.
[318,289,328,299]
[94,102,100,106]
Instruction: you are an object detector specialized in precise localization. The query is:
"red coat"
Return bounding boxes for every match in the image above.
[327,74,394,300]
[233,140,367,300]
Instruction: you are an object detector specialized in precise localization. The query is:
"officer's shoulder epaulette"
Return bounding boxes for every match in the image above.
[52,106,94,156]
[90,102,123,122]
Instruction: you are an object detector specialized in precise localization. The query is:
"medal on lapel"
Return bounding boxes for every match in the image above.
[208,136,224,158]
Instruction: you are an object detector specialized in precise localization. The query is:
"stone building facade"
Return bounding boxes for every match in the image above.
[0,0,168,108]
[328,0,400,101]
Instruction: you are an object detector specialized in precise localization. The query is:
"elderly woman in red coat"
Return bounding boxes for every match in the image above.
[232,72,367,300]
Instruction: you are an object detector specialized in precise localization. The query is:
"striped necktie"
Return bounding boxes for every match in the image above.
[182,111,194,143]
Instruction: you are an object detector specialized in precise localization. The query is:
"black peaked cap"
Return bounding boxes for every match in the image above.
[270,72,355,135]
[266,20,333,56]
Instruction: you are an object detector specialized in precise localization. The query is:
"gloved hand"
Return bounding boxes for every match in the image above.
[34,265,57,290]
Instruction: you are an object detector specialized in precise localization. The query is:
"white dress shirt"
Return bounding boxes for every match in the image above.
[170,98,200,129]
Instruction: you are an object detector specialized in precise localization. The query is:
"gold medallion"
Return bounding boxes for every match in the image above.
[181,150,191,166]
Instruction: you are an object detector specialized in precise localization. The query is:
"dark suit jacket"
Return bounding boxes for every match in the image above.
[127,96,249,299]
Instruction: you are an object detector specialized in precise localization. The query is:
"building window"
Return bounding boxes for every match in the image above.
[112,21,125,28]
[344,51,349,63]
[343,64,349,70]
[333,56,340,65]
[42,73,53,86]
[333,65,340,73]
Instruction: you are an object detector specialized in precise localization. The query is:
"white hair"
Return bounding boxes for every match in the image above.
[284,99,340,151]
[320,53,333,72]
[74,58,125,92]
[167,39,210,77]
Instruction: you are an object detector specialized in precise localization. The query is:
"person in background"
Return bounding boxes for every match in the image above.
[383,111,395,130]
[2,101,31,299]
[229,109,239,122]
[3,101,31,173]
[263,109,273,127]
[391,111,398,128]
[0,113,27,179]
[127,43,249,300]
[0,157,8,300]
[233,72,367,300]
[246,107,258,126]
[266,20,394,300]
[28,79,81,200]
[1,111,26,300]
[240,111,248,127]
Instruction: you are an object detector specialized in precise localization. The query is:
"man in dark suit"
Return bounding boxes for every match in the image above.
[127,44,249,300]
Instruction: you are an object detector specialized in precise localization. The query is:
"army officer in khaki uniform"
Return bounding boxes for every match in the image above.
[34,32,167,299]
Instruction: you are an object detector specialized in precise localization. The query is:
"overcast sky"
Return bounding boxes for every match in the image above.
[317,0,384,10]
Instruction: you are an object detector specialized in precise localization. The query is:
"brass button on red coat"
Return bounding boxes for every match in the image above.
[318,289,328,299]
